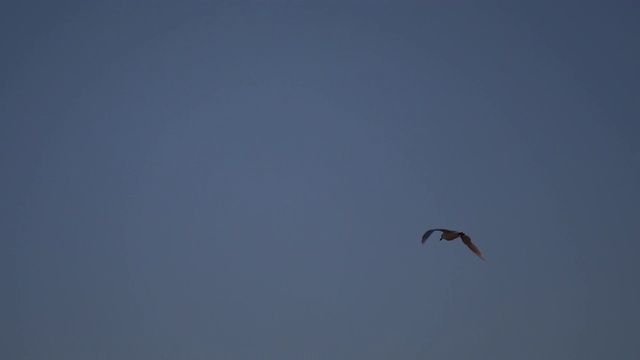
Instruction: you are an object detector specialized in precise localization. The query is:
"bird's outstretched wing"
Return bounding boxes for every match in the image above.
[461,234,486,261]
[421,228,448,244]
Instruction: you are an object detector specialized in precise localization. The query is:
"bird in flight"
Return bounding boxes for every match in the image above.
[421,228,486,261]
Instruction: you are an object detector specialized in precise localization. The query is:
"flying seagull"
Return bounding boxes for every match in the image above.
[421,228,486,261]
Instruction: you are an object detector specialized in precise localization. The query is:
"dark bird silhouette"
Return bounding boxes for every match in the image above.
[421,228,486,261]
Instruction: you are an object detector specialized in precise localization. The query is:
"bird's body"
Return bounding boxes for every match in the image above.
[421,228,486,261]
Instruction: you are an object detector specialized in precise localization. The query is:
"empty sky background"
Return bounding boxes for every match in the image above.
[2,1,639,359]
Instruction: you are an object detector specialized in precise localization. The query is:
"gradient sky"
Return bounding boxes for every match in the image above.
[3,1,639,359]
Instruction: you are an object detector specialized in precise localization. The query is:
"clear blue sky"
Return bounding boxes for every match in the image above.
[3,1,639,359]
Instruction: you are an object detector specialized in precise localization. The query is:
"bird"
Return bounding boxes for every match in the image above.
[421,228,486,261]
